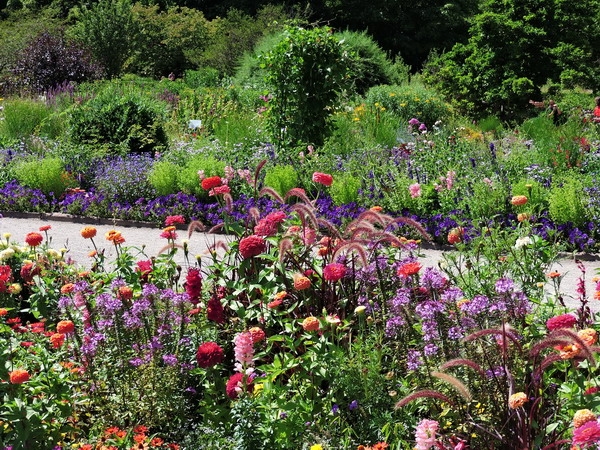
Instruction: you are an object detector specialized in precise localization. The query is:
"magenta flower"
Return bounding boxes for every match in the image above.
[409,183,422,198]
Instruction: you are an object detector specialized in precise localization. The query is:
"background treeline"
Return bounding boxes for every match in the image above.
[1,0,600,120]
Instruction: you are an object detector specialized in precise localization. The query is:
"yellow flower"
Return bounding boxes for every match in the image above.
[310,445,323,450]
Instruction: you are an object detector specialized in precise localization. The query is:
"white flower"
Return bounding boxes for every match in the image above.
[0,248,15,261]
[515,236,533,249]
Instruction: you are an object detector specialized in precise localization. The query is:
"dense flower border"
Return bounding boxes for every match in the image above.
[0,179,597,251]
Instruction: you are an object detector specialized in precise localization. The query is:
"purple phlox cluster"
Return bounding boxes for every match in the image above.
[162,354,178,366]
[459,295,489,316]
[81,330,106,357]
[95,293,123,315]
[420,320,440,342]
[415,300,445,320]
[440,286,464,304]
[420,267,447,290]
[423,343,439,356]
[385,316,406,338]
[447,326,464,340]
[407,349,423,371]
[494,277,514,294]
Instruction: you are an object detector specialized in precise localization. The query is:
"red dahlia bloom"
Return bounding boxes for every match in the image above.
[185,268,203,305]
[546,313,577,331]
[25,232,43,247]
[239,235,266,259]
[312,172,334,187]
[201,176,222,191]
[196,341,225,368]
[0,265,12,292]
[323,263,347,282]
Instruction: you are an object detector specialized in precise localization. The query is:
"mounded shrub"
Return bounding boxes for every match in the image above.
[263,164,298,197]
[13,157,76,196]
[177,154,225,197]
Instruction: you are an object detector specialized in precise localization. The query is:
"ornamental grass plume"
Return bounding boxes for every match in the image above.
[25,231,43,247]
[239,235,266,259]
[196,342,224,368]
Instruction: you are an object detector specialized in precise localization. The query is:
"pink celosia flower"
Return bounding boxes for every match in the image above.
[234,331,254,373]
[239,235,266,259]
[415,419,439,450]
[254,211,287,237]
[409,183,422,198]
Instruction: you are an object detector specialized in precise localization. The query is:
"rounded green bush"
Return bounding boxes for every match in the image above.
[13,157,75,196]
[263,164,298,197]
[177,155,225,197]
[365,83,452,127]
[149,160,181,196]
[330,172,361,205]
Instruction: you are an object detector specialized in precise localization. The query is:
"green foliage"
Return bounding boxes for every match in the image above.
[365,83,452,126]
[262,164,298,197]
[336,30,409,95]
[233,30,286,90]
[0,98,53,141]
[178,154,225,197]
[460,177,509,221]
[12,157,75,196]
[68,0,136,78]
[262,25,353,147]
[128,5,210,79]
[66,84,168,154]
[548,175,589,227]
[184,68,221,89]
[148,159,180,196]
[330,172,361,205]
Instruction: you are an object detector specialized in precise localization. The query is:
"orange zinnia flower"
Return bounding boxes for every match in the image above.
[9,369,30,384]
[25,232,43,247]
[508,392,528,409]
[105,230,125,244]
[510,195,528,206]
[56,320,75,334]
[293,274,311,290]
[80,226,97,239]
[574,409,597,428]
[302,316,320,332]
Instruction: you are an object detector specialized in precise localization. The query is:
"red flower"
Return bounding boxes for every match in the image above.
[239,235,266,259]
[25,232,43,247]
[546,313,577,331]
[185,268,203,305]
[9,369,30,384]
[447,227,464,245]
[19,262,40,284]
[323,263,347,282]
[397,261,422,277]
[160,226,178,240]
[209,185,231,196]
[50,333,65,348]
[207,296,225,324]
[510,195,528,206]
[196,341,225,368]
[165,215,185,226]
[201,176,222,190]
[56,320,75,334]
[249,327,266,344]
[254,211,287,236]
[39,225,51,232]
[0,265,12,292]
[226,372,254,399]
[118,286,133,301]
[136,260,153,281]
[312,172,334,187]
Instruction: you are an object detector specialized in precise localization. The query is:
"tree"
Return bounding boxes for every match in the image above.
[424,0,600,119]
[68,0,136,78]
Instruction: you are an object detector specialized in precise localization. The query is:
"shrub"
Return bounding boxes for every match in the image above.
[262,25,353,147]
[92,154,156,203]
[9,30,102,94]
[548,175,589,228]
[329,172,361,205]
[148,159,180,196]
[184,68,221,89]
[67,84,168,154]
[263,164,298,197]
[365,83,452,127]
[12,157,75,196]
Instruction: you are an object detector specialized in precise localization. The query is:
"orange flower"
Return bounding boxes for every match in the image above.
[56,320,75,334]
[201,176,222,191]
[574,409,597,428]
[50,332,65,348]
[118,286,134,301]
[447,227,464,245]
[9,369,30,384]
[150,437,164,446]
[293,273,311,290]
[0,308,8,316]
[397,261,422,277]
[60,283,75,294]
[370,206,383,212]
[39,225,51,232]
[578,328,598,346]
[517,213,530,222]
[302,316,320,332]
[547,271,561,279]
[510,195,528,206]
[134,433,147,443]
[80,226,97,239]
[555,343,581,360]
[508,392,528,409]
[105,230,125,244]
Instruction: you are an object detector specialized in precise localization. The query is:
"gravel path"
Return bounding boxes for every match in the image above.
[1,213,599,312]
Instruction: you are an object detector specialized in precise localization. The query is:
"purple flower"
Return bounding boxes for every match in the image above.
[162,354,178,366]
[407,350,423,371]
[332,404,339,415]
[349,400,359,410]
[409,118,420,126]
[423,343,439,356]
[385,316,406,337]
[420,267,447,290]
[495,277,514,294]
[460,295,489,316]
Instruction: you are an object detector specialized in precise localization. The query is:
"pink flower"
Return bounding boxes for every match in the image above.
[185,268,202,305]
[312,172,333,187]
[254,211,287,237]
[323,263,347,282]
[226,372,254,400]
[165,215,185,226]
[239,235,266,259]
[210,185,231,196]
[409,183,422,198]
[415,419,439,450]
[160,226,178,240]
[546,313,577,331]
[234,331,254,372]
[573,420,600,447]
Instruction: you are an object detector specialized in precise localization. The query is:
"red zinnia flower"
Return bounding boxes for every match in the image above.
[25,232,43,247]
[39,225,51,232]
[196,342,225,368]
[0,265,12,292]
[19,262,40,284]
[56,320,75,334]
[239,235,266,259]
[312,172,334,187]
[0,308,7,316]
[164,215,185,226]
[447,227,464,245]
[209,185,231,196]
[201,176,222,191]
[185,268,203,305]
[9,369,30,384]
[249,327,266,344]
[136,260,153,281]
[118,286,133,301]
[546,313,577,331]
[323,263,347,282]
[50,332,65,348]
[225,372,254,399]
[397,261,422,277]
